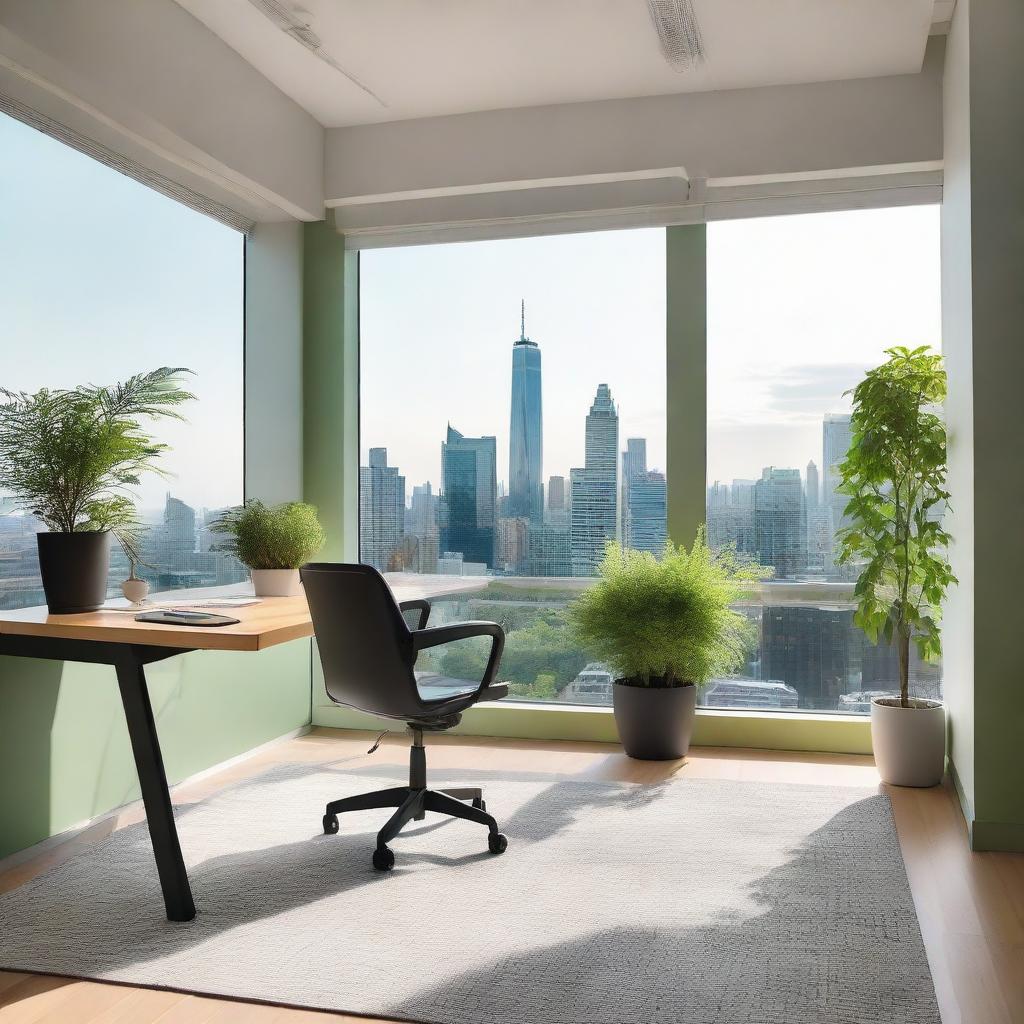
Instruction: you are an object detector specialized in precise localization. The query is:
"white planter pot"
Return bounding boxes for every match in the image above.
[870,697,945,788]
[121,577,150,605]
[250,568,302,597]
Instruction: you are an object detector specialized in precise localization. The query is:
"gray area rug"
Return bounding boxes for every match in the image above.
[0,763,939,1024]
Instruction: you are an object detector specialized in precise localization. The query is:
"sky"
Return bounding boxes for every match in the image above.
[706,205,941,484]
[0,113,244,517]
[1,109,941,517]
[362,205,941,494]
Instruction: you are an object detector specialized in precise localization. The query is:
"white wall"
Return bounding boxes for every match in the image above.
[0,0,323,223]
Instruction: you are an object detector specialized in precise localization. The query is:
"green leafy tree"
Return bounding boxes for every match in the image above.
[837,345,957,708]
[0,368,194,557]
[567,533,768,687]
[439,610,589,694]
[210,500,325,569]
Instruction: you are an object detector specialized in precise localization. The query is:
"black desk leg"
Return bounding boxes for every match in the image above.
[115,654,196,922]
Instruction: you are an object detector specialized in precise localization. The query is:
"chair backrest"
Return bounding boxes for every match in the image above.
[300,563,425,720]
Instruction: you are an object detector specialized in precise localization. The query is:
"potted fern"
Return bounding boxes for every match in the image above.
[568,533,763,759]
[0,369,193,613]
[837,345,956,787]
[212,500,325,597]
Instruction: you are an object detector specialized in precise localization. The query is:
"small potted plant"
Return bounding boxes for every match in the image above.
[212,500,325,597]
[568,533,764,760]
[120,533,152,606]
[0,369,193,613]
[837,345,956,787]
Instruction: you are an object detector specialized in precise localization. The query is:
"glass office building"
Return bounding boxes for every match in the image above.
[440,426,497,569]
[507,304,544,525]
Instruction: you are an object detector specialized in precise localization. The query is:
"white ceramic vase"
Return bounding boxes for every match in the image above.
[250,568,302,597]
[870,697,945,787]
[121,577,150,605]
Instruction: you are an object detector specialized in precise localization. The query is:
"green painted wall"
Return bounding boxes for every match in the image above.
[302,222,358,560]
[941,0,1024,853]
[666,225,707,549]
[0,223,313,861]
[0,643,310,860]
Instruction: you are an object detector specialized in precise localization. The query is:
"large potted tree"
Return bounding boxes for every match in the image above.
[0,369,194,613]
[837,346,956,787]
[568,534,764,760]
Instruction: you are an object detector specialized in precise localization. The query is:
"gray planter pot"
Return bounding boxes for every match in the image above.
[612,681,696,760]
[870,697,945,787]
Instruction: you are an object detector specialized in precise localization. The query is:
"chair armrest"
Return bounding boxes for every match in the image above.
[399,598,431,631]
[411,621,506,686]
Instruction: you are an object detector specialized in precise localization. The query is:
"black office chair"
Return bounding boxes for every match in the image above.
[300,562,510,870]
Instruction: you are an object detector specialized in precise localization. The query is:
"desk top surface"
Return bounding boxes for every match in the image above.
[0,574,489,653]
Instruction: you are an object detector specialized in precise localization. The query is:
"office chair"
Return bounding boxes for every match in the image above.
[300,562,510,870]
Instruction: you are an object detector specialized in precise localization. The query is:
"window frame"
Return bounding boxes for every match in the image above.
[322,202,941,745]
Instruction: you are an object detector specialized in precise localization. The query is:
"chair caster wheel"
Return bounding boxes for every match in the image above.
[487,832,508,855]
[372,846,395,871]
[323,814,339,835]
[472,797,487,812]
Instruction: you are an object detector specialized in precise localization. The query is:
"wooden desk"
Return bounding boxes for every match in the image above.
[0,575,487,922]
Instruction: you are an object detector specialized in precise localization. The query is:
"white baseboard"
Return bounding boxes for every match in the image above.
[0,725,311,875]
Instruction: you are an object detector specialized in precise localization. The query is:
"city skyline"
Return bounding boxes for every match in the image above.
[362,207,940,491]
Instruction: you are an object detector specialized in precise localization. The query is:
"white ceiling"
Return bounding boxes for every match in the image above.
[173,0,947,128]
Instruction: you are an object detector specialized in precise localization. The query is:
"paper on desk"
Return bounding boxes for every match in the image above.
[100,597,262,612]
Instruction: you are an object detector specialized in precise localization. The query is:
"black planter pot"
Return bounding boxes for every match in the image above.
[36,531,111,613]
[612,680,697,760]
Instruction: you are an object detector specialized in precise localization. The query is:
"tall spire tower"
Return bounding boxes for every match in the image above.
[508,300,544,523]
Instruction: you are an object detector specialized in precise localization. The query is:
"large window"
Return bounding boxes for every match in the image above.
[360,230,666,704]
[0,113,245,609]
[358,207,943,716]
[704,206,942,713]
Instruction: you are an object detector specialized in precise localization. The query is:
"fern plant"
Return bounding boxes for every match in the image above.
[837,345,957,708]
[567,532,768,688]
[211,500,325,570]
[0,368,194,553]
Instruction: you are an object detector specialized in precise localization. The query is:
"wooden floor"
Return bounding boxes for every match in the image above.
[1,728,1022,1024]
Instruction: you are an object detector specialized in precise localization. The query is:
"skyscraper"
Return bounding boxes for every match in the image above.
[804,459,831,573]
[440,425,497,567]
[359,447,405,571]
[622,438,647,484]
[570,384,620,575]
[547,475,566,512]
[823,413,853,530]
[508,301,543,523]
[805,460,820,510]
[626,471,667,553]
[754,466,806,578]
[408,482,438,539]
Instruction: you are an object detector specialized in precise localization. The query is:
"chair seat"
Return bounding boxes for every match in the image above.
[414,670,481,701]
[414,671,508,711]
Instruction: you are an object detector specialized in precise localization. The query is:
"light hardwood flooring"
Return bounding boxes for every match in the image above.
[1,728,1022,1024]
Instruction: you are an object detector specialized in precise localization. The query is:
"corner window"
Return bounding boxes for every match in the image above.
[0,112,245,609]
